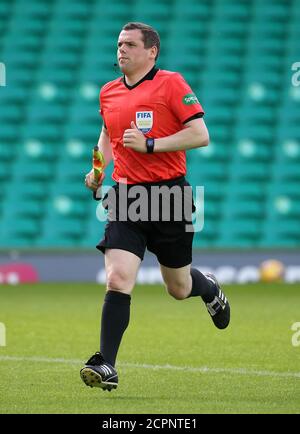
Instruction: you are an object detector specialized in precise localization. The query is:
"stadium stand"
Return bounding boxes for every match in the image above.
[0,0,299,249]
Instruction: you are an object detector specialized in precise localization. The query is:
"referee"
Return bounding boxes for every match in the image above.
[81,22,230,391]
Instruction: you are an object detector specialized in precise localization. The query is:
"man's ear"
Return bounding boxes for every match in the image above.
[150,46,158,60]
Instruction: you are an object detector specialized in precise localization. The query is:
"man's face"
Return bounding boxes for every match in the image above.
[117,29,155,73]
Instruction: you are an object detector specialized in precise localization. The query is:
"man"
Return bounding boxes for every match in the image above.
[81,22,230,392]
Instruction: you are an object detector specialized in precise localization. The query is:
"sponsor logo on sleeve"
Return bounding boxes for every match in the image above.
[182,93,199,105]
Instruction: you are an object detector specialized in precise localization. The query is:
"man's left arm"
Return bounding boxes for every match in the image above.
[153,118,209,152]
[123,118,209,153]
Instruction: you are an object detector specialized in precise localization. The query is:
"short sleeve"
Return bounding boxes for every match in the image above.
[99,89,104,117]
[167,73,204,123]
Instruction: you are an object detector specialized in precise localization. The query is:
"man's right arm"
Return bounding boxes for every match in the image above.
[97,124,113,169]
[85,125,112,191]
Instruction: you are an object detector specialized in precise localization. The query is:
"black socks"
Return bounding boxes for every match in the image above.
[188,267,217,303]
[100,290,131,367]
[99,271,216,366]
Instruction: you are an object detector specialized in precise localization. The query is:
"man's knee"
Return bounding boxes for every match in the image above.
[165,281,190,300]
[106,267,134,293]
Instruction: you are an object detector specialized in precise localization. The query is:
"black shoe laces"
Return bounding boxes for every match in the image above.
[86,352,104,366]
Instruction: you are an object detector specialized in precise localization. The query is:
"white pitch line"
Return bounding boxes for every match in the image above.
[0,355,299,380]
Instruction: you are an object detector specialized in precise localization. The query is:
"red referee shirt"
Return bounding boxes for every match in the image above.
[100,67,204,184]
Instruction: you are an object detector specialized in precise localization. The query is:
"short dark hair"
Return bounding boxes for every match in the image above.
[122,22,160,61]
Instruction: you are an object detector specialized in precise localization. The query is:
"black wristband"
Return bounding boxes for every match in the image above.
[146,138,155,153]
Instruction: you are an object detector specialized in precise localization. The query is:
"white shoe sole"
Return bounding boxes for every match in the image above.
[80,367,118,391]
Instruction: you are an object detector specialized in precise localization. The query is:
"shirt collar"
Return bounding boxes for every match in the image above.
[121,65,159,90]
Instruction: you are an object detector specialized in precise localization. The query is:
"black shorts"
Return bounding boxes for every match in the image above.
[96,176,195,268]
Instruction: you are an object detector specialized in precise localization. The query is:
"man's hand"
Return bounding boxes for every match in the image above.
[84,169,105,191]
[123,121,147,153]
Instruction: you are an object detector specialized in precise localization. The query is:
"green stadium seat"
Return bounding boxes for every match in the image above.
[0,144,15,162]
[194,220,220,244]
[273,162,300,181]
[21,143,59,161]
[64,122,100,143]
[81,53,117,69]
[4,33,41,50]
[224,199,264,219]
[35,67,76,84]
[0,86,29,103]
[9,16,48,34]
[0,104,23,122]
[78,67,118,86]
[205,106,235,125]
[202,200,221,219]
[1,49,39,67]
[203,71,241,89]
[56,159,90,179]
[27,102,67,123]
[16,161,55,181]
[215,1,251,18]
[45,34,84,51]
[43,217,84,238]
[254,2,289,19]
[9,180,48,199]
[189,143,229,163]
[201,86,240,105]
[0,234,35,249]
[54,0,90,17]
[22,123,63,142]
[218,219,262,248]
[0,216,40,238]
[0,163,11,184]
[234,124,275,142]
[93,1,131,16]
[188,161,228,184]
[226,181,267,198]
[85,216,107,238]
[263,218,300,243]
[238,104,275,123]
[35,235,81,248]
[2,199,44,219]
[259,237,299,248]
[0,124,20,141]
[69,102,100,124]
[13,0,50,16]
[199,181,225,200]
[221,219,262,236]
[173,1,210,16]
[50,181,88,200]
[211,19,248,35]
[268,181,300,198]
[231,161,270,181]
[0,1,11,16]
[3,67,35,85]
[235,142,272,162]
[50,17,88,34]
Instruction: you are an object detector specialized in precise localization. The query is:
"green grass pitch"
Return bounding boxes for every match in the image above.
[0,282,299,414]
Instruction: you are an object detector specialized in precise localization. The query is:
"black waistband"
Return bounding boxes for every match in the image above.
[117,176,186,188]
